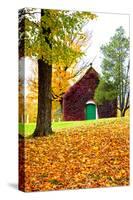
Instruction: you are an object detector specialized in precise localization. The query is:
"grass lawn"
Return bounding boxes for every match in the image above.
[19,116,129,137]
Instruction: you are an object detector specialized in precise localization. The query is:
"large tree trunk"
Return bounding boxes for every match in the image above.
[33,59,53,137]
[33,9,53,137]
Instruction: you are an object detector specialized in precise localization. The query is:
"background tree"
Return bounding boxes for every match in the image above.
[26,60,92,123]
[94,26,129,117]
[51,32,92,110]
[19,79,24,123]
[26,65,38,122]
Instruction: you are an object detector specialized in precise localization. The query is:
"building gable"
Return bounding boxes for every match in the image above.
[63,65,117,121]
[63,66,99,120]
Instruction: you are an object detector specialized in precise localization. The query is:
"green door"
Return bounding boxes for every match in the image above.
[86,104,96,120]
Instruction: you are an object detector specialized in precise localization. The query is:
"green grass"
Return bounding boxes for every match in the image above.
[19,116,128,137]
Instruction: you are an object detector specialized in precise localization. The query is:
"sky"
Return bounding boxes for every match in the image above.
[20,11,130,83]
[83,12,129,73]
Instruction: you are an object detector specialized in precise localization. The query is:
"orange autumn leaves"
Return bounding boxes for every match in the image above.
[19,117,129,192]
[52,66,72,101]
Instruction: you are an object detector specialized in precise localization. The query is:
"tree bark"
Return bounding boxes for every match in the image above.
[121,106,129,117]
[121,110,125,117]
[59,97,63,112]
[120,110,124,117]
[33,9,53,137]
[33,59,53,137]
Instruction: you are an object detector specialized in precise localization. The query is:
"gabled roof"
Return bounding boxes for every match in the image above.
[64,66,99,98]
[83,66,99,77]
[74,66,99,85]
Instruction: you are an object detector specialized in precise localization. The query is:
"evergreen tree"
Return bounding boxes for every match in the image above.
[95,26,129,117]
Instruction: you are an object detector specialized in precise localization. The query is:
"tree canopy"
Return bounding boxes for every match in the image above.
[94,26,129,116]
[19,8,97,135]
[19,8,96,64]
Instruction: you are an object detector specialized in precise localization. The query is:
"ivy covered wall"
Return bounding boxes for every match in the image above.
[63,67,117,121]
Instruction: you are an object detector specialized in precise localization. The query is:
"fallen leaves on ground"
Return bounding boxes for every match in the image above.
[19,117,129,192]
